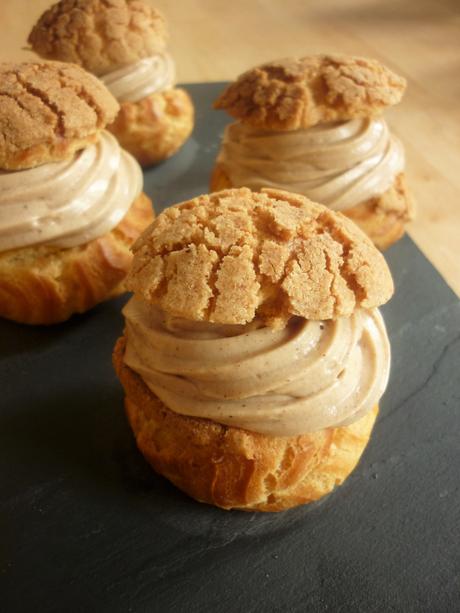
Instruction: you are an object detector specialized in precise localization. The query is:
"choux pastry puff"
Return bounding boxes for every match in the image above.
[28,0,194,167]
[0,61,154,324]
[211,55,415,250]
[113,187,394,511]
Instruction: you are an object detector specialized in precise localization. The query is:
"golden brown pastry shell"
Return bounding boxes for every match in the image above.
[113,336,378,512]
[210,165,414,251]
[0,192,154,325]
[107,88,194,167]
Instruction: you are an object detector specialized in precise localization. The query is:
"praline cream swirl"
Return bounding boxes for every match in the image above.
[122,297,391,437]
[217,118,405,211]
[101,52,176,103]
[0,131,142,252]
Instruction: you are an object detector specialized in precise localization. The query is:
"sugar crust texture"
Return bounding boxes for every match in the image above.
[28,0,168,76]
[127,187,394,326]
[214,54,406,130]
[0,60,119,169]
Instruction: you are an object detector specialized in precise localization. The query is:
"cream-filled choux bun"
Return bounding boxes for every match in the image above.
[0,61,154,325]
[28,0,194,167]
[113,187,394,511]
[211,55,415,250]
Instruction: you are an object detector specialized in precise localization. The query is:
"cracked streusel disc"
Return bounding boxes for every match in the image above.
[28,0,168,77]
[214,54,406,130]
[0,61,119,170]
[127,187,393,326]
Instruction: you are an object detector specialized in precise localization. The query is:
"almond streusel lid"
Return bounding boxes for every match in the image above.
[28,0,168,76]
[126,187,394,326]
[214,55,406,131]
[0,60,119,170]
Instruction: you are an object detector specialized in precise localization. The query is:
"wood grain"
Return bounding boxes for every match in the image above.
[1,0,459,296]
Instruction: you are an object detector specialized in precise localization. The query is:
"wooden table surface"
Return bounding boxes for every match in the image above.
[2,0,460,296]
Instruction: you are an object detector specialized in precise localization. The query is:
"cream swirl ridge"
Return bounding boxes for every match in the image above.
[0,131,142,251]
[101,52,176,103]
[122,298,391,436]
[218,118,405,211]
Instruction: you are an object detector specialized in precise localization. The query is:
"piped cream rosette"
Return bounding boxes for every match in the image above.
[100,51,175,103]
[0,131,142,252]
[218,118,404,211]
[123,297,390,437]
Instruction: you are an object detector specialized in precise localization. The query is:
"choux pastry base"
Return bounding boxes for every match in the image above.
[0,193,154,325]
[114,337,378,512]
[108,88,194,167]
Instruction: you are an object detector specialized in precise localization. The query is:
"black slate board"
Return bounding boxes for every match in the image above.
[1,83,459,613]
